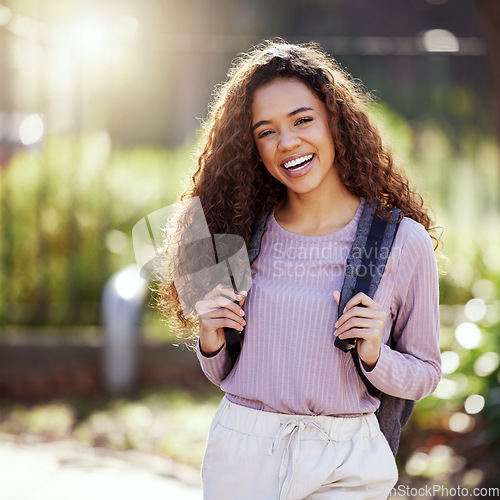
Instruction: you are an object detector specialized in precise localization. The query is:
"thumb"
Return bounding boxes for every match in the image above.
[238,290,248,306]
[332,290,341,305]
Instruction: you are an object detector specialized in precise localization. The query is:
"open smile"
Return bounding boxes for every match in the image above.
[280,153,316,177]
[281,153,315,172]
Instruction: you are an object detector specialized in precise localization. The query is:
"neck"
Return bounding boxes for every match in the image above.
[275,183,361,235]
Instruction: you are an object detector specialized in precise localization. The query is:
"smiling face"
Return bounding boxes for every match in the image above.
[251,77,338,198]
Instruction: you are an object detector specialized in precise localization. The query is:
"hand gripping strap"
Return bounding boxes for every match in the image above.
[335,204,401,397]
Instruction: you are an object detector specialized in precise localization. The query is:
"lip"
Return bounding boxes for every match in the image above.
[280,153,316,178]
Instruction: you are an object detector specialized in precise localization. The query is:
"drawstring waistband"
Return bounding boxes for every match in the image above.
[267,419,332,500]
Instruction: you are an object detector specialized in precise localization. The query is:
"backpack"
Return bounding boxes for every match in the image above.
[224,202,414,456]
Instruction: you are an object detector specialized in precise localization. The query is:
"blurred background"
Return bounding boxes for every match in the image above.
[0,0,499,498]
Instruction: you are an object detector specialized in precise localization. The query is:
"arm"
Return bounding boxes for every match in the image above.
[360,220,441,400]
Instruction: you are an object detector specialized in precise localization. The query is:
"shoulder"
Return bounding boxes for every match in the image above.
[387,216,440,320]
[390,217,437,277]
[395,217,434,255]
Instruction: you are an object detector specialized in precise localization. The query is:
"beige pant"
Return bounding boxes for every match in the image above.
[201,397,398,500]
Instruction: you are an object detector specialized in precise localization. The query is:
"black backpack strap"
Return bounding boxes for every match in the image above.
[224,330,244,362]
[224,210,271,362]
[335,204,401,396]
[248,211,271,266]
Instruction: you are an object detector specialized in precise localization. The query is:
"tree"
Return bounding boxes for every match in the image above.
[476,0,500,147]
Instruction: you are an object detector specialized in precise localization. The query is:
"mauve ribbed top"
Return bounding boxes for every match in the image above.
[197,199,441,416]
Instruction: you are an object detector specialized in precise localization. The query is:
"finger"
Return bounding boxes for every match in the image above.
[203,317,245,332]
[335,306,386,328]
[342,292,377,313]
[335,327,380,342]
[335,317,382,336]
[200,307,246,328]
[195,296,230,315]
[332,290,341,305]
[196,296,246,317]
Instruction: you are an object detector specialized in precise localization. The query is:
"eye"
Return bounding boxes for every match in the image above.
[295,117,313,126]
[256,129,274,139]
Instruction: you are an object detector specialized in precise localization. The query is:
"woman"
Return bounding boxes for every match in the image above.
[158,40,441,500]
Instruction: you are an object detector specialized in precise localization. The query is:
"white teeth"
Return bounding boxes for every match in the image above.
[283,154,313,170]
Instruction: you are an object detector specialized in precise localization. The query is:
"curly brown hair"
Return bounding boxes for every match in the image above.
[156,39,439,343]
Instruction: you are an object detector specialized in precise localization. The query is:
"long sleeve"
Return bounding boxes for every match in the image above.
[196,339,236,386]
[193,203,442,416]
[361,219,442,400]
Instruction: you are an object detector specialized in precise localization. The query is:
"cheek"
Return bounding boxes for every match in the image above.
[316,127,336,161]
[256,142,273,164]
[262,161,279,179]
[259,153,282,181]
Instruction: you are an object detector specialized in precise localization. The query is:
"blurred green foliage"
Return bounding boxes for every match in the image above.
[0,132,192,326]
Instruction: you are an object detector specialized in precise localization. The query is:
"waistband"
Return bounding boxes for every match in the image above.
[216,396,382,442]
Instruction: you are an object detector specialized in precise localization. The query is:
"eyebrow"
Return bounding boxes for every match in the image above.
[252,106,314,132]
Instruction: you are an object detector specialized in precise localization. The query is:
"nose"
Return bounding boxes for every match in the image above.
[278,129,300,151]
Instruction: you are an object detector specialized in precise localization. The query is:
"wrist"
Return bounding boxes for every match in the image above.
[361,358,377,371]
[359,346,380,371]
[199,337,225,357]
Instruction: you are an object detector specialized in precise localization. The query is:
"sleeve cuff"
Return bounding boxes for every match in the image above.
[196,339,234,386]
[359,343,394,393]
[359,343,441,400]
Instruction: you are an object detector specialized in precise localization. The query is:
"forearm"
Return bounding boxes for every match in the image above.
[361,343,441,400]
[362,219,442,400]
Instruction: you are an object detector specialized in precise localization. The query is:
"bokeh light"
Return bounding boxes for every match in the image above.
[474,352,500,377]
[434,378,458,399]
[421,29,459,52]
[106,230,129,255]
[464,394,485,415]
[18,114,44,145]
[441,350,460,375]
[448,412,475,433]
[455,322,483,349]
[471,279,495,301]
[464,298,487,322]
[484,303,500,326]
[406,452,430,476]
[114,266,146,301]
[462,469,485,489]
